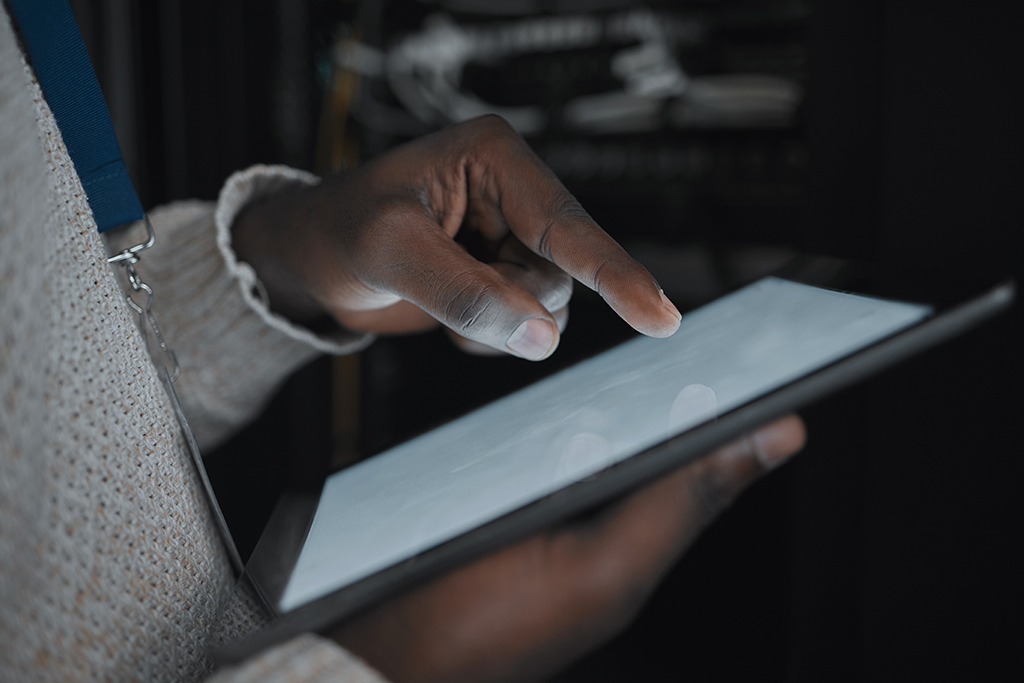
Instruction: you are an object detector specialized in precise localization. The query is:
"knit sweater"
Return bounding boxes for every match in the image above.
[0,6,386,681]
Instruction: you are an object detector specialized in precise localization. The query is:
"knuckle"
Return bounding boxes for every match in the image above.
[442,278,501,336]
[456,115,518,155]
[536,194,589,260]
[461,115,532,167]
[470,113,516,138]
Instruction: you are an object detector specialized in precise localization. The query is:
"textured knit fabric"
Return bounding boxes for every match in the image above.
[208,635,388,683]
[107,168,376,452]
[0,6,383,682]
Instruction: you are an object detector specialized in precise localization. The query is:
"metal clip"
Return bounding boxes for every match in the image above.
[107,215,180,383]
[106,218,240,573]
[107,213,156,264]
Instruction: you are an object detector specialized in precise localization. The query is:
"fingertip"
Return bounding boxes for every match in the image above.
[647,291,682,337]
[612,284,682,338]
[631,292,682,338]
[506,318,559,361]
[659,290,682,323]
[753,414,807,470]
[645,316,681,339]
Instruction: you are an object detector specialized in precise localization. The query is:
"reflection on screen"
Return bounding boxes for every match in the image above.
[280,277,931,611]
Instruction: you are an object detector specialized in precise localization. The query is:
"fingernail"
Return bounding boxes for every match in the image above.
[753,421,794,470]
[507,318,555,360]
[659,290,682,322]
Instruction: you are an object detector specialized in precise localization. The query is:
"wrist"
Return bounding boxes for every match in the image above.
[231,184,334,326]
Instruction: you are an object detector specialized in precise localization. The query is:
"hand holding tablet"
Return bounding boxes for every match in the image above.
[222,259,1012,670]
[223,115,1014,679]
[329,415,805,683]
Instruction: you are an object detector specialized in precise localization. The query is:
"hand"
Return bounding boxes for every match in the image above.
[330,415,806,683]
[232,115,681,360]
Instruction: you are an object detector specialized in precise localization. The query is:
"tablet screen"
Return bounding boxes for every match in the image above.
[279,277,931,611]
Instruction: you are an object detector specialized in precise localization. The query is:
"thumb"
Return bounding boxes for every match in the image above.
[678,414,806,532]
[577,414,807,585]
[374,224,562,360]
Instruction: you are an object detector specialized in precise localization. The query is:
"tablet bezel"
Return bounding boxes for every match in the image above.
[217,256,1014,663]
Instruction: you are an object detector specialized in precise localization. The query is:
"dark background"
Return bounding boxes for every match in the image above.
[72,1,1020,680]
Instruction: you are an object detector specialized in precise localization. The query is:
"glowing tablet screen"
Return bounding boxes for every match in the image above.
[280,277,931,611]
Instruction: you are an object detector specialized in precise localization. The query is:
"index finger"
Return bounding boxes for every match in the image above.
[464,117,682,338]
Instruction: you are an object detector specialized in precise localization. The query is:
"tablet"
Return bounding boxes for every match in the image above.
[219,256,1014,662]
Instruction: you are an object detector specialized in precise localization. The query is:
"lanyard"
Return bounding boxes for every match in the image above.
[7,0,142,231]
[8,0,245,577]
[8,0,170,364]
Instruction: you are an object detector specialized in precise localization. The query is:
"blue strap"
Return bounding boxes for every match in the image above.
[8,0,143,232]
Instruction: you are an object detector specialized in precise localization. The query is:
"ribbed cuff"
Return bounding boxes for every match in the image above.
[214,165,375,356]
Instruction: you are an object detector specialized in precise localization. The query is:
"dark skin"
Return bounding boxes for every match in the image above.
[330,419,804,683]
[233,115,806,682]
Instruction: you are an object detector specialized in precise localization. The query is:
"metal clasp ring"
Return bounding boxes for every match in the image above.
[107,213,156,265]
[105,214,181,383]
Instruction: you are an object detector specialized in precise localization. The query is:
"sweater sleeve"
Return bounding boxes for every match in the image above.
[207,634,388,683]
[105,166,375,452]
